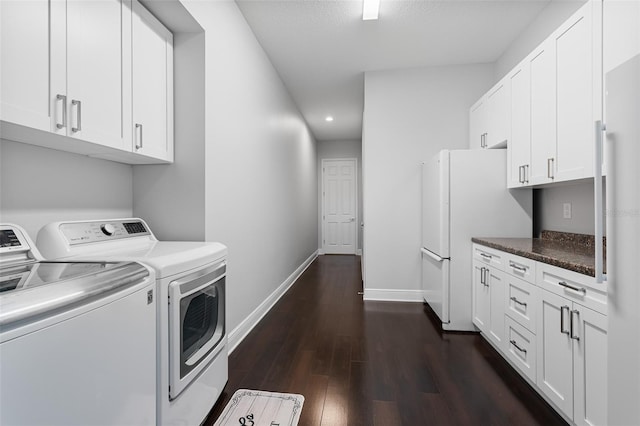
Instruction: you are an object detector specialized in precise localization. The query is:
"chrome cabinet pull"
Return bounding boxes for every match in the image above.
[480,267,485,285]
[510,339,527,354]
[548,157,555,179]
[56,94,67,129]
[484,268,489,287]
[509,261,527,273]
[518,165,524,183]
[480,252,492,260]
[524,164,529,183]
[570,309,580,340]
[560,305,570,335]
[558,280,587,295]
[510,296,527,307]
[135,123,143,150]
[71,100,81,132]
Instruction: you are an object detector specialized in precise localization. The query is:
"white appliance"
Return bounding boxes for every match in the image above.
[0,224,157,426]
[37,218,228,426]
[421,149,532,331]
[603,54,640,424]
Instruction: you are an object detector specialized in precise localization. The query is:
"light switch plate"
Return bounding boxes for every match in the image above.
[563,203,572,219]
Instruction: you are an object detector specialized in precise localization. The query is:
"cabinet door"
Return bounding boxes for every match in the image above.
[554,2,597,182]
[537,290,573,419]
[486,80,509,148]
[507,62,531,188]
[132,0,173,161]
[472,261,490,333]
[529,39,556,185]
[0,0,51,131]
[65,0,130,150]
[487,268,505,349]
[573,305,607,426]
[469,99,486,149]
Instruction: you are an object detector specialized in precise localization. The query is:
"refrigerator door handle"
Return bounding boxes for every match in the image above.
[594,120,606,283]
[421,247,446,262]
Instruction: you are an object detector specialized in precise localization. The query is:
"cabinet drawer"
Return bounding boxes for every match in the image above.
[505,275,539,333]
[504,253,536,283]
[505,316,537,383]
[472,244,504,271]
[537,263,607,315]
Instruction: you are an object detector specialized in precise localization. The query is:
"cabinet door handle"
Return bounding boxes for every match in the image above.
[558,280,587,295]
[135,123,143,150]
[510,339,527,354]
[524,164,529,183]
[71,100,81,133]
[560,305,570,335]
[547,157,555,179]
[518,165,523,183]
[480,252,492,260]
[483,268,489,287]
[480,267,485,285]
[570,309,580,340]
[56,94,67,129]
[510,296,527,307]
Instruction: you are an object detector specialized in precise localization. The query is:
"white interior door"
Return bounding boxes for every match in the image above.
[322,159,357,255]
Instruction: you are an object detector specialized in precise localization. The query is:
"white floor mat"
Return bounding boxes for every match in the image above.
[214,389,305,426]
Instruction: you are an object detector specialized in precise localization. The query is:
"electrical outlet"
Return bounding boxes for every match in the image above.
[563,203,572,219]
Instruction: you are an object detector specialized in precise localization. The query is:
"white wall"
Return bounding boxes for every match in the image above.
[493,0,586,81]
[0,140,132,239]
[177,0,318,338]
[362,64,494,299]
[317,139,363,251]
[533,181,598,236]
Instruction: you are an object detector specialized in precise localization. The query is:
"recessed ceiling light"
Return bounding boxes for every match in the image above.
[325,116,334,122]
[362,0,379,20]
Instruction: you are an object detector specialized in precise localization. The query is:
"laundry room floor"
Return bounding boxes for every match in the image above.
[204,255,567,425]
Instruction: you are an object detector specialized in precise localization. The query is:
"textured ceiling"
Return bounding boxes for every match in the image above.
[236,0,553,141]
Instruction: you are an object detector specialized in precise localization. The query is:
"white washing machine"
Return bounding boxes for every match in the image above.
[37,218,229,426]
[0,224,157,426]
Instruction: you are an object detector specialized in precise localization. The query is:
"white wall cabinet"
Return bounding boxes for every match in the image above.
[0,0,173,165]
[472,243,608,426]
[0,0,51,132]
[131,0,174,162]
[469,78,509,150]
[507,60,531,188]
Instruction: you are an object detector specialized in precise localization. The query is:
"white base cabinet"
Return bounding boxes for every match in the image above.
[472,243,608,426]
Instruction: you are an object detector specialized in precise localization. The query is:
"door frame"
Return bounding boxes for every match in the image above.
[320,158,358,255]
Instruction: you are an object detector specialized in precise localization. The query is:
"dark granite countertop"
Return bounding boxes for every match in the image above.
[472,231,605,277]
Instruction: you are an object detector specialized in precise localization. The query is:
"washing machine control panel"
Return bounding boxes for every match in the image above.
[60,220,151,246]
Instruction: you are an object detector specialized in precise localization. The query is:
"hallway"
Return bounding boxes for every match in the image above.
[205,255,566,425]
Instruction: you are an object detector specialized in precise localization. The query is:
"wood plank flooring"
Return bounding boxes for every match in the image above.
[204,255,567,425]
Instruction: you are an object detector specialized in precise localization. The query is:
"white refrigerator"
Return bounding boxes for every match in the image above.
[604,54,640,425]
[421,149,532,331]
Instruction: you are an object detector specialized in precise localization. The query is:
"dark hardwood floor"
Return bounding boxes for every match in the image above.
[204,255,567,425]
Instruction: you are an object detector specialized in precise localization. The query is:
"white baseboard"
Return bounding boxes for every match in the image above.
[227,250,318,354]
[363,288,423,302]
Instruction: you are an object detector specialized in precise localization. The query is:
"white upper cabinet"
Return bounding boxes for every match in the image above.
[0,0,51,132]
[56,0,131,151]
[529,38,557,186]
[469,78,510,150]
[554,2,600,182]
[469,98,487,149]
[0,0,173,165]
[507,60,531,188]
[132,0,174,162]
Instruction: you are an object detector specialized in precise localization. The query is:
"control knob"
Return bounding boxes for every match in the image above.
[100,224,116,236]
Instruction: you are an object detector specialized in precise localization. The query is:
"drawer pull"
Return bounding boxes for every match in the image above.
[510,339,527,354]
[509,261,527,273]
[510,296,527,307]
[560,305,570,335]
[480,252,492,260]
[558,281,587,295]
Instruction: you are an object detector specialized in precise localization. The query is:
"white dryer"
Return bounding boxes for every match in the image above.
[37,218,228,426]
[0,224,157,426]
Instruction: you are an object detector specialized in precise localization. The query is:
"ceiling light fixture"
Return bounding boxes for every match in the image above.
[362,0,380,20]
[325,116,334,122]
